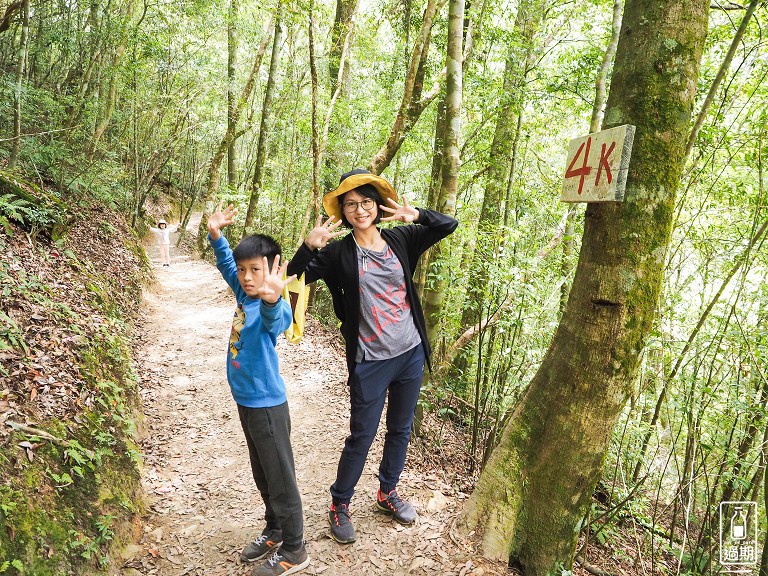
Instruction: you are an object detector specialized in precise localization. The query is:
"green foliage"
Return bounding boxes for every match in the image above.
[0,358,142,574]
[0,560,25,574]
[0,173,63,238]
[0,194,35,234]
[0,310,28,361]
[0,204,145,574]
[66,516,115,566]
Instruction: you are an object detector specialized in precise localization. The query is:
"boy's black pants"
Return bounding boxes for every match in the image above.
[237,401,304,550]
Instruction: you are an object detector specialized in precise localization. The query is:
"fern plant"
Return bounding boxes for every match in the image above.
[0,193,36,235]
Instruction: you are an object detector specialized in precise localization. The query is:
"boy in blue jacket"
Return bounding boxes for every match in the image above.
[207,201,309,576]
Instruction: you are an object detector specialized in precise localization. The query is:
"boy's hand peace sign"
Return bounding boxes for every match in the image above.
[258,254,296,304]
[304,214,346,250]
[380,195,420,223]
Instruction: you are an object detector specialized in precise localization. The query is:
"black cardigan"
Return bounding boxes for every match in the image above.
[287,208,458,372]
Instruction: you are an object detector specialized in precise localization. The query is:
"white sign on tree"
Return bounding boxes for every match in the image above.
[561,124,635,202]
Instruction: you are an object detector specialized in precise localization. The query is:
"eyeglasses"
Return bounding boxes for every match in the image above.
[342,198,376,213]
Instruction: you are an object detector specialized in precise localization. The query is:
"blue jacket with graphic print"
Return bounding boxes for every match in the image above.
[209,234,292,408]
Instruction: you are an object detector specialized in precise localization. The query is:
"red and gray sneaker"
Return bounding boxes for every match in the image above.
[329,503,356,543]
[376,488,417,524]
[240,528,283,562]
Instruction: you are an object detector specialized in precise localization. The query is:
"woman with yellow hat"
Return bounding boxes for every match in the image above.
[288,168,458,544]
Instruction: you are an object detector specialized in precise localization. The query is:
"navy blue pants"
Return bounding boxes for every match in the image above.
[238,401,304,550]
[331,345,425,504]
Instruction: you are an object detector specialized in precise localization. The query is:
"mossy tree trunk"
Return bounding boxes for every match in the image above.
[195,22,274,252]
[458,1,710,574]
[458,0,544,328]
[329,0,357,93]
[243,2,284,234]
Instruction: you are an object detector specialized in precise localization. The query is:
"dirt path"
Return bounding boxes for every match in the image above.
[118,227,501,576]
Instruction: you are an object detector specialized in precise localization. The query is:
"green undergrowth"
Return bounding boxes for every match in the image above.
[0,375,143,575]
[0,170,148,575]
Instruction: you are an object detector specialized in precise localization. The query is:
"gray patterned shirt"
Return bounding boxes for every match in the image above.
[355,242,421,362]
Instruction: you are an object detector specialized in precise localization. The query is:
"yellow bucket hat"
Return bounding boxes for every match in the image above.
[322,168,397,223]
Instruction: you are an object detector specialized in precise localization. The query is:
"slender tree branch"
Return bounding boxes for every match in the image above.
[685,0,761,160]
[631,217,768,483]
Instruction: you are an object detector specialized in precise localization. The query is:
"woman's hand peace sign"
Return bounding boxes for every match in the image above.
[304,214,346,250]
[380,195,420,223]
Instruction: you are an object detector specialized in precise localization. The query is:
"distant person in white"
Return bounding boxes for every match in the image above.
[150,219,176,267]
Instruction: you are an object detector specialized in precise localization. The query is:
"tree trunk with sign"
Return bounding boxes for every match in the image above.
[458,1,710,573]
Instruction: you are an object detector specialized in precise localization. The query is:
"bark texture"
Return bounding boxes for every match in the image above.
[422,0,463,342]
[329,0,357,92]
[243,6,284,233]
[459,1,710,573]
[458,0,544,331]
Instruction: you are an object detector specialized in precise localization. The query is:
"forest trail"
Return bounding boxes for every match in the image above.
[117,224,499,576]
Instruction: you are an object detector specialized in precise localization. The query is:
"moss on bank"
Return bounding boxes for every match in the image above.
[0,171,149,575]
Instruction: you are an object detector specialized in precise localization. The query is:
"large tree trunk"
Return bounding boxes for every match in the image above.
[329,0,357,92]
[458,1,710,574]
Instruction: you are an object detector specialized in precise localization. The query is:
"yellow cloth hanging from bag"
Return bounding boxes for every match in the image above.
[282,273,309,344]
